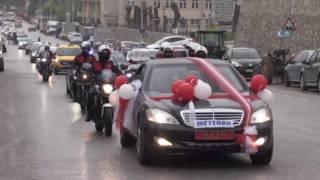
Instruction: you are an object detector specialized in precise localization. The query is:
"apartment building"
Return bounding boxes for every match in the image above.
[81,0,101,25]
[91,0,236,32]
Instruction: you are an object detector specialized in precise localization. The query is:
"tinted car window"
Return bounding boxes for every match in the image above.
[112,52,126,64]
[316,53,320,63]
[309,52,317,64]
[232,49,260,59]
[146,64,246,93]
[167,37,184,43]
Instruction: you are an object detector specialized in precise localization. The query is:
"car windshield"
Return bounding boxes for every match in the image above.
[232,49,260,59]
[32,44,45,51]
[56,48,81,56]
[123,42,139,48]
[146,64,246,94]
[73,34,81,37]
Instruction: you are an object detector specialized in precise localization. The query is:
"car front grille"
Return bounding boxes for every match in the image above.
[180,108,244,128]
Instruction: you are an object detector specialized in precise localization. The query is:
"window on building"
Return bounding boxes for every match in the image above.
[180,0,187,8]
[192,0,199,9]
[191,19,199,25]
[166,0,171,8]
[205,0,212,9]
[154,0,160,8]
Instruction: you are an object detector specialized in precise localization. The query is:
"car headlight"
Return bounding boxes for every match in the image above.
[82,74,87,79]
[102,84,113,94]
[41,58,47,62]
[147,109,179,125]
[54,58,59,63]
[231,60,242,67]
[251,108,272,123]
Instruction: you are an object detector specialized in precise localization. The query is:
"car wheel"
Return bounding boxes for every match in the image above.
[300,75,307,91]
[284,72,291,87]
[136,121,155,165]
[103,107,113,137]
[250,140,273,165]
[120,131,136,148]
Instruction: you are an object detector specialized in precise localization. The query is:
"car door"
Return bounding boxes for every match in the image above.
[310,52,320,83]
[289,52,304,82]
[304,52,317,84]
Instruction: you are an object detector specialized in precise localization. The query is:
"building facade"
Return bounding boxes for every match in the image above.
[81,0,101,25]
[97,0,236,32]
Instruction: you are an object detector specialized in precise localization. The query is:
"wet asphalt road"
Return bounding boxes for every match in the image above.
[0,23,320,180]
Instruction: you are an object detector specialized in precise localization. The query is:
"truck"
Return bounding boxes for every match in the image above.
[191,30,227,59]
[59,22,78,40]
[45,21,60,35]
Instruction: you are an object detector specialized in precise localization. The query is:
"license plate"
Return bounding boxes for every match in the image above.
[246,69,253,72]
[195,131,235,140]
[194,120,234,128]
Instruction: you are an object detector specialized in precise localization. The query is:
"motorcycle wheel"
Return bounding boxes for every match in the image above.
[103,107,113,137]
[95,121,104,132]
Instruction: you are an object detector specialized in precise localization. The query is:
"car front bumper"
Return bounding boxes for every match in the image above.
[142,120,273,154]
[235,65,261,80]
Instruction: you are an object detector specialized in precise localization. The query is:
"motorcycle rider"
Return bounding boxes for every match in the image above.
[73,41,97,69]
[40,45,54,59]
[85,45,121,122]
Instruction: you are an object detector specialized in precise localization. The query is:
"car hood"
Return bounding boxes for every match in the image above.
[231,59,262,64]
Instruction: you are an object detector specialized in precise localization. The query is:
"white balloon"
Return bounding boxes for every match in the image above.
[109,91,119,106]
[194,80,212,100]
[257,89,274,104]
[119,84,135,100]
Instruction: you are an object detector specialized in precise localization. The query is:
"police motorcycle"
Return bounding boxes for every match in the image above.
[87,69,115,136]
[75,63,94,110]
[37,57,53,82]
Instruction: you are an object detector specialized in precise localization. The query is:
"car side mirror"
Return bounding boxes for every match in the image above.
[120,63,129,71]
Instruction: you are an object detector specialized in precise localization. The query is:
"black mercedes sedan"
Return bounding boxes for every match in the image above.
[120,58,273,166]
[223,48,262,80]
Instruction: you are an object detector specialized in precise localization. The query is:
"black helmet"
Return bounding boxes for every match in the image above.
[44,45,50,51]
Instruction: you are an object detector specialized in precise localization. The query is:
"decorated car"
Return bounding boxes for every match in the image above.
[109,57,274,165]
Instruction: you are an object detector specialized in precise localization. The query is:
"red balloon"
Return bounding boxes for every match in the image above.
[185,75,198,87]
[251,75,267,93]
[115,75,129,89]
[174,83,195,102]
[171,80,185,94]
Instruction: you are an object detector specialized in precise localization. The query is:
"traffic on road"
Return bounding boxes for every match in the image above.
[0,11,320,180]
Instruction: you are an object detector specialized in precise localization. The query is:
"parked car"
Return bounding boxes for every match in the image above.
[53,44,81,74]
[120,58,273,165]
[146,36,192,49]
[69,33,83,43]
[223,47,262,80]
[28,24,37,32]
[284,50,314,87]
[300,50,320,92]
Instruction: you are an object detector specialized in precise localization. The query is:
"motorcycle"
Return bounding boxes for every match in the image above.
[87,69,115,137]
[75,63,93,111]
[37,57,53,82]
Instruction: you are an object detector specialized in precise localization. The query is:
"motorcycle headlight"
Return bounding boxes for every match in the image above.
[251,108,272,123]
[31,52,36,56]
[147,109,179,125]
[102,84,113,94]
[82,74,88,79]
[231,60,242,67]
[41,58,47,62]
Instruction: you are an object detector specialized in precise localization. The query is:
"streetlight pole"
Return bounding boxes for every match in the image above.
[140,0,144,31]
[50,0,53,20]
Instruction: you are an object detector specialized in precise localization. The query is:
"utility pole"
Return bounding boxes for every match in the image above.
[50,0,53,20]
[94,0,97,26]
[140,0,144,31]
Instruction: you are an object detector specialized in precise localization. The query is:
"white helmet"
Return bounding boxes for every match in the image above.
[81,41,91,49]
[98,44,111,53]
